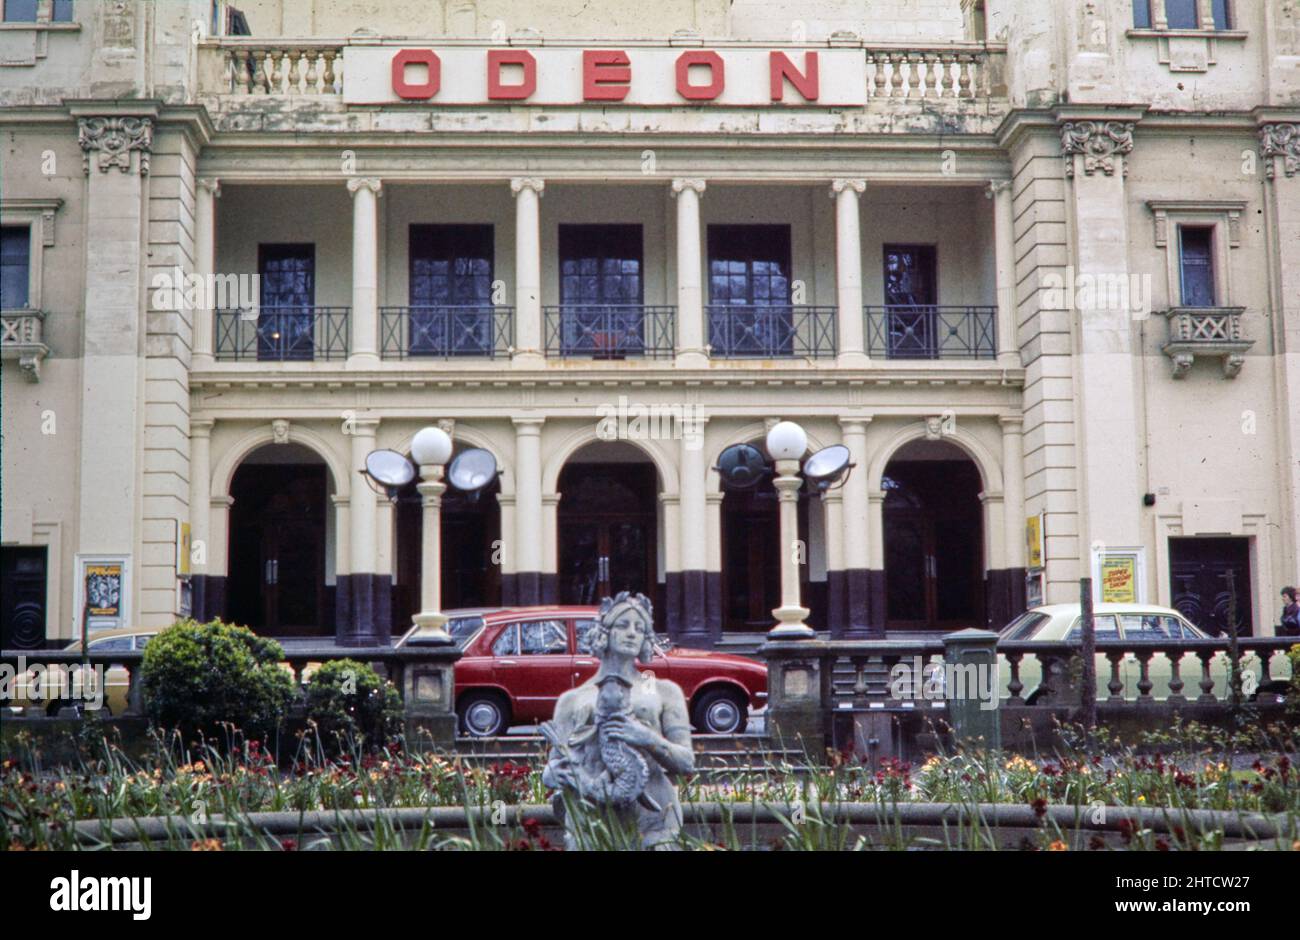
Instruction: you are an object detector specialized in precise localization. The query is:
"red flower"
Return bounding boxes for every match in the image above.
[1031,798,1048,819]
[280,838,297,851]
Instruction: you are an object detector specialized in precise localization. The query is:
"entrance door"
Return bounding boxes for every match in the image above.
[1169,537,1253,636]
[882,458,983,630]
[228,459,327,636]
[557,461,658,616]
[1,546,47,649]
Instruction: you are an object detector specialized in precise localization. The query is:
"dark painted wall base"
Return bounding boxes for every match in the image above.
[335,573,393,646]
[985,567,1028,631]
[832,568,886,638]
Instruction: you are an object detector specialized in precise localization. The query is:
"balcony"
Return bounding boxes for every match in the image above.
[215,307,350,362]
[707,305,837,359]
[1161,306,1253,379]
[1,309,48,382]
[381,306,513,360]
[544,305,675,360]
[864,306,997,360]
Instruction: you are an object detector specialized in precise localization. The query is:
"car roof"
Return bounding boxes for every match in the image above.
[1030,603,1186,617]
[480,606,599,623]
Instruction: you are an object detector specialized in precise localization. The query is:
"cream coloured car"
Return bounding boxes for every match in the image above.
[997,604,1293,703]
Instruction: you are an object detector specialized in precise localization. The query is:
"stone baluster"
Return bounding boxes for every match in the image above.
[254,49,270,93]
[1134,649,1155,702]
[939,54,956,97]
[1105,651,1125,702]
[852,656,870,708]
[958,54,974,98]
[1197,650,1216,702]
[286,49,301,94]
[1005,651,1024,703]
[1166,650,1186,703]
[889,53,905,97]
[324,51,339,92]
[906,54,922,98]
[871,54,887,97]
[304,50,319,93]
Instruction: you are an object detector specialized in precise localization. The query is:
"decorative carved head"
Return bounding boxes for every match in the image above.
[590,592,656,665]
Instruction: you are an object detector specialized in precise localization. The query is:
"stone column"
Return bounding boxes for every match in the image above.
[983,412,1028,626]
[511,178,545,362]
[671,178,707,366]
[821,489,846,637]
[1059,113,1143,568]
[513,417,545,602]
[347,178,382,367]
[838,417,876,637]
[74,111,154,628]
[188,419,214,620]
[342,417,389,645]
[192,178,220,368]
[678,416,709,641]
[207,495,233,621]
[705,490,724,640]
[831,179,868,366]
[989,179,1019,368]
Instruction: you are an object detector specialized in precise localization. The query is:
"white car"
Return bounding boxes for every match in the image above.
[996,603,1293,703]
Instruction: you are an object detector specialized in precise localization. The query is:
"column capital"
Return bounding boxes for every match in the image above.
[190,418,215,437]
[671,178,706,197]
[345,416,382,436]
[1059,118,1135,178]
[346,177,383,197]
[998,414,1025,431]
[837,416,873,433]
[1259,122,1299,180]
[198,178,222,198]
[511,177,545,197]
[986,179,1012,199]
[512,416,545,433]
[830,178,866,197]
[78,116,153,176]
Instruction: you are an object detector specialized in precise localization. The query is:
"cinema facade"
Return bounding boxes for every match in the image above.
[1,0,1298,651]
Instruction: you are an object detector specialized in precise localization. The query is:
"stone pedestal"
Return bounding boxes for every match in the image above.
[757,638,830,758]
[395,646,462,750]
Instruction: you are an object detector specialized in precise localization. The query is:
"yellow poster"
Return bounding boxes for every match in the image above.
[1025,514,1044,569]
[1100,556,1137,603]
[178,521,192,577]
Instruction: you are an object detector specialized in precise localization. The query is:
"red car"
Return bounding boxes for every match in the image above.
[400,606,767,736]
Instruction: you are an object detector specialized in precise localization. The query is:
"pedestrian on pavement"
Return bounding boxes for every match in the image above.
[1281,586,1300,636]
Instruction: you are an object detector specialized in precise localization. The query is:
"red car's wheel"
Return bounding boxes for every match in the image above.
[692,687,748,735]
[457,691,510,737]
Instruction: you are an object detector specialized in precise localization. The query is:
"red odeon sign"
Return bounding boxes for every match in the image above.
[341,46,867,107]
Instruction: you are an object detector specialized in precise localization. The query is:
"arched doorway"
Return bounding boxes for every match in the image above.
[719,440,818,633]
[227,443,334,636]
[882,440,984,630]
[557,441,661,625]
[393,445,502,630]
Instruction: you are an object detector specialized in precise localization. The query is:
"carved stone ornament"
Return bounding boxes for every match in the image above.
[540,592,695,850]
[78,117,154,176]
[271,419,291,444]
[1060,120,1135,178]
[1259,123,1300,180]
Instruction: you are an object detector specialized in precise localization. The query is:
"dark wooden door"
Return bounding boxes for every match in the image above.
[557,463,657,617]
[1,547,47,649]
[1169,537,1253,637]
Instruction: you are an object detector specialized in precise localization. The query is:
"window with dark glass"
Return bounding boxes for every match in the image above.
[1131,0,1153,28]
[707,224,793,356]
[0,226,30,309]
[1164,0,1200,28]
[257,244,315,360]
[558,224,644,355]
[3,0,38,20]
[1178,226,1216,307]
[881,244,939,358]
[53,0,71,20]
[1211,0,1232,29]
[408,224,494,356]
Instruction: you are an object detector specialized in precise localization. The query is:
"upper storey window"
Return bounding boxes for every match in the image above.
[1133,0,1233,30]
[1,226,30,309]
[2,0,73,21]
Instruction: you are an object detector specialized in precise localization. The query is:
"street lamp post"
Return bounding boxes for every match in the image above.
[766,420,815,639]
[410,425,454,644]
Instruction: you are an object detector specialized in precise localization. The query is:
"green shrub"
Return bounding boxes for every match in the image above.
[1287,645,1300,723]
[304,658,403,751]
[140,619,296,740]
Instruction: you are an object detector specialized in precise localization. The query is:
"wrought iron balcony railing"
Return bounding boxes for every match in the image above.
[706,305,837,359]
[1161,306,1252,379]
[865,305,997,360]
[544,305,675,359]
[215,306,350,362]
[381,305,513,359]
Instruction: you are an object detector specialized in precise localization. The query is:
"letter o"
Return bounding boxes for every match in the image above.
[675,51,724,101]
[392,49,440,100]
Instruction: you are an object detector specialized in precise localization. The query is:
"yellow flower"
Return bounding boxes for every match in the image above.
[1137,795,1146,803]
[1048,840,1068,852]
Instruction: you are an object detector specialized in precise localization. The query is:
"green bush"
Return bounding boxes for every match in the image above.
[140,619,296,740]
[304,658,403,751]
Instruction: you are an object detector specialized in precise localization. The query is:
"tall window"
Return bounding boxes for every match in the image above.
[1131,0,1153,28]
[557,224,644,356]
[1164,0,1200,29]
[1211,0,1232,29]
[408,224,494,356]
[1178,226,1216,307]
[257,244,315,360]
[707,224,793,356]
[0,226,30,308]
[882,244,939,359]
[2,0,72,21]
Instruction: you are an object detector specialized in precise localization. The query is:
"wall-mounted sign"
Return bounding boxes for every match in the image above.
[343,46,868,107]
[75,555,130,634]
[1025,514,1045,570]
[177,521,192,578]
[1091,547,1146,605]
[1025,570,1044,608]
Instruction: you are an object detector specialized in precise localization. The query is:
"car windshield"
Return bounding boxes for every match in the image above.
[448,616,486,646]
[1000,611,1050,640]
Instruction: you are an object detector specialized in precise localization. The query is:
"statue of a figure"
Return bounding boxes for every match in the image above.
[541,592,695,849]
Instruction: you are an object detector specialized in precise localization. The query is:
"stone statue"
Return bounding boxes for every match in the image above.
[541,592,695,849]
